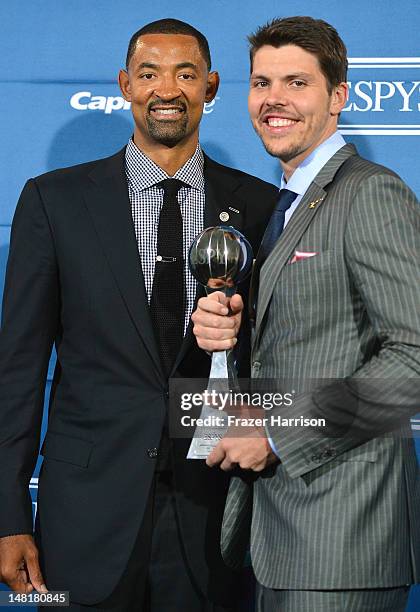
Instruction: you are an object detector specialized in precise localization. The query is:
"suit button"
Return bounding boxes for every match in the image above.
[147,448,158,459]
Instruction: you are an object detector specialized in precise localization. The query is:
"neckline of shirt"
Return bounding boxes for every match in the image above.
[125,137,205,193]
[280,131,346,195]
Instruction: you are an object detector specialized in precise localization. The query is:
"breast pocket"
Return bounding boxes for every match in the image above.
[282,250,341,303]
[269,249,351,337]
[286,249,335,275]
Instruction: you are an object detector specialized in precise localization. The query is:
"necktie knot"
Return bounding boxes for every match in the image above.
[276,188,297,213]
[159,178,185,199]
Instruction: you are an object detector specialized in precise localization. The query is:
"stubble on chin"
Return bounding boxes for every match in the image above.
[145,114,189,147]
[253,122,304,162]
[262,140,302,163]
[252,122,283,161]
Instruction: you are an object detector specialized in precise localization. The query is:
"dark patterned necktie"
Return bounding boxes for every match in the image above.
[258,188,297,265]
[150,178,185,378]
[250,188,297,322]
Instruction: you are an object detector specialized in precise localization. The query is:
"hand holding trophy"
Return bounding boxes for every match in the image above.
[187,226,253,459]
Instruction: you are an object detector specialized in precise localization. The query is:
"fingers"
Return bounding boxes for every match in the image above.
[206,436,277,473]
[193,293,244,316]
[26,550,48,593]
[196,336,238,352]
[3,566,32,594]
[193,310,236,333]
[206,440,238,471]
[229,294,244,315]
[0,535,47,594]
[194,292,230,316]
[219,457,238,471]
[206,441,227,467]
[2,560,34,594]
[247,460,267,473]
[192,293,243,352]
[193,321,238,352]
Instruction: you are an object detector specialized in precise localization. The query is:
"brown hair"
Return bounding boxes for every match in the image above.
[248,16,348,93]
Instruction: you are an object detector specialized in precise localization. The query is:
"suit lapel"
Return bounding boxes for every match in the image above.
[203,157,245,229]
[171,155,246,374]
[83,148,165,384]
[255,144,357,340]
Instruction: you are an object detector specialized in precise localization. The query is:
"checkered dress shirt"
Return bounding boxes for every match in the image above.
[125,138,205,334]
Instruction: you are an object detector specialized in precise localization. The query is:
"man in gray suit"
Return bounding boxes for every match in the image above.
[192,16,420,612]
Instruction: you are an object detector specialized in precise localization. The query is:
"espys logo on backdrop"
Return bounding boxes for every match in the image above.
[341,57,420,135]
[69,57,420,135]
[70,91,219,115]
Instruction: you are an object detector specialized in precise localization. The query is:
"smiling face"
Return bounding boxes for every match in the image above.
[248,44,348,178]
[119,33,219,153]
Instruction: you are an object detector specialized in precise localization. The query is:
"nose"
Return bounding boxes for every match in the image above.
[154,75,182,101]
[264,81,289,108]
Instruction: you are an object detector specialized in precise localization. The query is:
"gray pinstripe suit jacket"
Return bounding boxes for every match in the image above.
[221,144,420,589]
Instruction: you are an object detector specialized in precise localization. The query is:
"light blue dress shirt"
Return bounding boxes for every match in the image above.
[267,131,346,457]
[281,131,346,226]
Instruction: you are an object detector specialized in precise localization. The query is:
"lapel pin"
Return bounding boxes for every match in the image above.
[308,197,325,209]
[219,211,230,222]
[228,206,240,214]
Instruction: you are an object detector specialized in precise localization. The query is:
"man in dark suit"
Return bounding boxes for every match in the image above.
[192,16,420,612]
[0,18,277,611]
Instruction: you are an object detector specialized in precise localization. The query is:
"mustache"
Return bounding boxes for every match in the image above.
[148,99,187,112]
[260,107,299,121]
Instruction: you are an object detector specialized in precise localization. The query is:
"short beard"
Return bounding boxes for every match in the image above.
[251,119,304,163]
[261,140,302,163]
[145,113,189,148]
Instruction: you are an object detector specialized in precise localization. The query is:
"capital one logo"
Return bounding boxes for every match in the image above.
[70,91,219,115]
[339,57,420,135]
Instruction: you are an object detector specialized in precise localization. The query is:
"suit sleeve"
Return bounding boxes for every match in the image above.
[267,172,420,478]
[0,179,59,536]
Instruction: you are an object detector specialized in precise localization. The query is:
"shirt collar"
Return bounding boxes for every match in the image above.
[280,131,346,194]
[125,137,205,192]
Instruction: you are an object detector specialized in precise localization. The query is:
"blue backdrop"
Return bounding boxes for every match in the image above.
[1,1,419,609]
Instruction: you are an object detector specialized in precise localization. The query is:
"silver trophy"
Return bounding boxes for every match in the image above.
[187,226,253,459]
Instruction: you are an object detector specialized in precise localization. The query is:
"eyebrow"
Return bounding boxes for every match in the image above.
[250,71,313,80]
[136,61,199,71]
[176,62,199,70]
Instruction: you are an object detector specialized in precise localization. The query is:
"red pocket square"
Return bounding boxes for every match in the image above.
[290,250,318,264]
